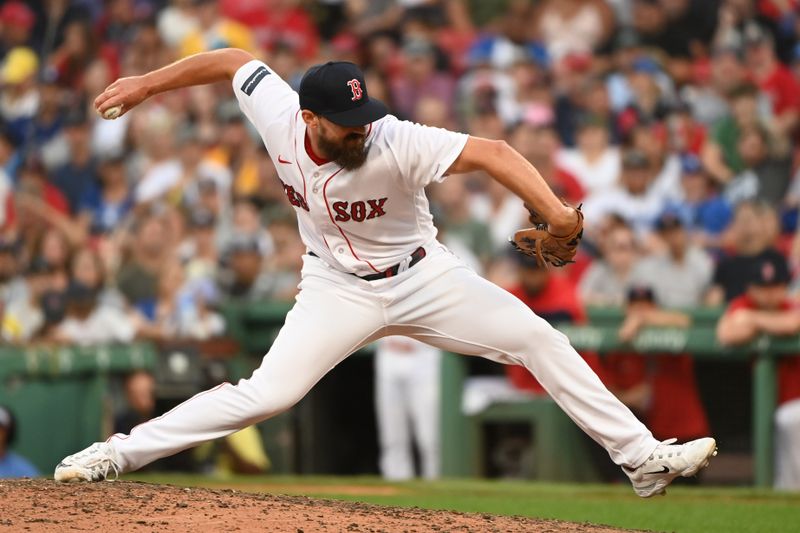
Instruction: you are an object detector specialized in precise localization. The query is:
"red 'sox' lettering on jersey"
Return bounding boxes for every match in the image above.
[347,79,363,101]
[332,197,388,222]
[281,180,309,211]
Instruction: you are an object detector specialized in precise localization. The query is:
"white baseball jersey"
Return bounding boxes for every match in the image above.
[232,59,468,276]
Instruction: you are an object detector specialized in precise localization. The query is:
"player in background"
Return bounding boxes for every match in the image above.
[54,48,716,498]
[717,254,800,490]
[374,336,441,480]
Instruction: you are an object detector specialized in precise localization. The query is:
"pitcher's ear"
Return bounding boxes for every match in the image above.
[301,110,317,126]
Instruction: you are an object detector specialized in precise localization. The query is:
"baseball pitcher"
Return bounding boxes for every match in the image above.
[55,49,716,497]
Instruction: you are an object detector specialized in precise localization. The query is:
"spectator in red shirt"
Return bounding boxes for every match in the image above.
[504,252,601,394]
[717,253,800,490]
[603,285,710,443]
[744,26,800,136]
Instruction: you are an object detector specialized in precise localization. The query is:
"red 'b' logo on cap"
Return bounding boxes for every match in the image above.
[347,79,363,101]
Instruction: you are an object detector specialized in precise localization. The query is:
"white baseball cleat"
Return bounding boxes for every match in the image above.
[622,437,717,498]
[54,442,121,482]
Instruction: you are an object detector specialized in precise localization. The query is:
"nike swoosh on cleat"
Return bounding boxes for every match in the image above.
[644,466,670,475]
[278,155,292,164]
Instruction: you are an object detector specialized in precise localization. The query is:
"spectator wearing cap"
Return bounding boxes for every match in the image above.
[717,253,800,490]
[707,201,783,305]
[53,280,136,346]
[556,113,621,199]
[744,25,800,137]
[390,38,455,122]
[579,222,640,307]
[603,285,710,443]
[663,154,733,246]
[723,124,792,208]
[179,0,256,58]
[629,210,714,308]
[179,207,220,288]
[1,258,53,343]
[0,47,39,141]
[581,148,665,238]
[218,233,274,302]
[0,405,39,478]
[77,154,133,237]
[618,56,673,128]
[51,108,98,214]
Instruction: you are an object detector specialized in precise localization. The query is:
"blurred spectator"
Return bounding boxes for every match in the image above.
[510,107,584,204]
[556,114,620,199]
[390,38,455,122]
[430,175,493,268]
[0,2,36,55]
[77,154,134,237]
[114,370,156,435]
[701,84,770,186]
[135,257,224,341]
[51,108,98,214]
[1,258,51,343]
[707,201,783,304]
[743,25,800,137]
[218,233,277,302]
[69,247,124,309]
[723,125,792,207]
[582,149,664,237]
[630,211,714,308]
[663,154,733,248]
[532,0,614,61]
[0,405,39,478]
[179,0,256,58]
[0,47,40,143]
[717,253,800,490]
[116,213,171,315]
[604,286,710,442]
[0,239,25,305]
[374,336,441,481]
[53,280,135,346]
[580,221,640,307]
[157,0,199,49]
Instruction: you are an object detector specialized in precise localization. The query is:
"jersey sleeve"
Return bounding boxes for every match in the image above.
[232,60,299,140]
[383,117,469,190]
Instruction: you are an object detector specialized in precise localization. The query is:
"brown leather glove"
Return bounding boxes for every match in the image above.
[510,203,584,268]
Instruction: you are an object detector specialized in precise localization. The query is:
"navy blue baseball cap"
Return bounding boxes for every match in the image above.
[299,61,388,127]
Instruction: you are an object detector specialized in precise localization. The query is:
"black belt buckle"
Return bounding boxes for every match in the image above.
[309,247,426,281]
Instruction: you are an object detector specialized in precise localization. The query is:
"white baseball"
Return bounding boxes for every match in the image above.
[102,105,123,120]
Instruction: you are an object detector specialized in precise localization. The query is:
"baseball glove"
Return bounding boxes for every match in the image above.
[510,203,584,268]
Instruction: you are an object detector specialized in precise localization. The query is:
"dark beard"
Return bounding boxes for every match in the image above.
[317,133,369,170]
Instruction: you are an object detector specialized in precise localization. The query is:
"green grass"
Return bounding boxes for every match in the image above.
[125,474,800,533]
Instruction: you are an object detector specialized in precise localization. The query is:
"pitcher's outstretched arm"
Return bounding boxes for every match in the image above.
[94,48,254,118]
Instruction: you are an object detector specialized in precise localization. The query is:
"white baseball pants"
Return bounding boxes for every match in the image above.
[775,398,800,490]
[110,242,659,472]
[374,337,441,480]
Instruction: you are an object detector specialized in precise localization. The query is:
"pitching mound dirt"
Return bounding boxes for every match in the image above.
[0,479,642,532]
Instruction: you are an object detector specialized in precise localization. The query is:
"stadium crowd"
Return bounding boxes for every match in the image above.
[2,0,800,488]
